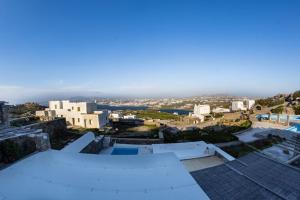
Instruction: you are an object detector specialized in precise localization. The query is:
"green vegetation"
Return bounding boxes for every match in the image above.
[256,98,284,107]
[10,116,40,127]
[50,130,82,150]
[213,113,224,118]
[293,90,300,99]
[222,144,254,158]
[248,136,283,150]
[271,105,284,114]
[164,120,251,144]
[68,128,106,135]
[136,110,180,120]
[0,139,36,163]
[293,105,300,115]
[127,125,159,133]
[112,123,159,139]
[10,102,46,116]
[222,135,284,158]
[181,131,238,143]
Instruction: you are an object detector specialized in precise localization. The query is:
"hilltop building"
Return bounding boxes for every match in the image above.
[110,112,123,119]
[36,100,109,129]
[246,99,255,110]
[123,114,136,119]
[212,107,230,113]
[194,104,210,116]
[231,101,246,111]
[191,104,210,122]
[231,100,255,111]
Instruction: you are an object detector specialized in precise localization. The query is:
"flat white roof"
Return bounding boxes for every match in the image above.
[152,141,214,160]
[61,132,95,153]
[0,150,209,200]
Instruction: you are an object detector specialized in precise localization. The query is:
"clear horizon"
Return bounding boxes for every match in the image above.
[1,0,300,104]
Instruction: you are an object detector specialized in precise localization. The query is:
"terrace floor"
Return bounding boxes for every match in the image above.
[182,156,224,172]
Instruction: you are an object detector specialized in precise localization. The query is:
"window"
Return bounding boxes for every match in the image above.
[77,107,81,112]
[89,120,92,125]
[72,107,74,110]
[55,105,57,109]
[78,118,80,123]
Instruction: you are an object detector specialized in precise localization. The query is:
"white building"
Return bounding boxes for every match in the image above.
[123,114,136,119]
[231,101,246,111]
[212,107,230,113]
[194,104,210,115]
[246,99,255,110]
[36,100,109,129]
[110,112,123,119]
[193,104,210,118]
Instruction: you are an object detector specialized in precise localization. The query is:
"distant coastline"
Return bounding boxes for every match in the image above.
[97,104,191,115]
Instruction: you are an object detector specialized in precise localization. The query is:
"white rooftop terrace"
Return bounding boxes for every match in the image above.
[153,141,216,160]
[0,150,209,200]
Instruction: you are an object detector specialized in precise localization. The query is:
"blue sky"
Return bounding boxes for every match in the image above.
[0,0,300,103]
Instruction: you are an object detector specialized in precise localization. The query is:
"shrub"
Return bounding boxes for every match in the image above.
[222,144,254,158]
[0,140,23,163]
[256,98,284,107]
[293,105,300,115]
[293,90,300,99]
[271,105,284,114]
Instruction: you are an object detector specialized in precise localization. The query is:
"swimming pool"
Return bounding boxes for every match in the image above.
[256,114,300,122]
[286,124,300,133]
[111,148,139,155]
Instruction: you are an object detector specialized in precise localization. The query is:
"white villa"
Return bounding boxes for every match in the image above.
[194,104,210,115]
[36,100,109,129]
[190,104,210,122]
[231,100,255,111]
[231,101,246,111]
[123,114,136,119]
[212,107,230,113]
[246,99,255,110]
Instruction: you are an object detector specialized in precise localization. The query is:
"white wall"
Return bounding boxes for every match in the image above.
[41,100,108,129]
[246,100,255,110]
[231,101,245,111]
[194,105,210,116]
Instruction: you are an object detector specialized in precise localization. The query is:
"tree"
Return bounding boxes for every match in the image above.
[293,105,300,115]
[293,90,300,99]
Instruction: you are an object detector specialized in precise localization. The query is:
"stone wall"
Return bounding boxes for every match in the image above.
[0,131,50,164]
[0,102,9,127]
[80,136,105,154]
[23,118,67,137]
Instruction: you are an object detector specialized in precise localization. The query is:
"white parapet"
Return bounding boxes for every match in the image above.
[61,132,95,153]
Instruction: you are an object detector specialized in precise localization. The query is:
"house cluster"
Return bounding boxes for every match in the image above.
[190,99,255,121]
[36,100,109,129]
[110,112,137,120]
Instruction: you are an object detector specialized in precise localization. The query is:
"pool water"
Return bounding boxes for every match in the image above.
[256,114,300,122]
[111,148,138,155]
[286,124,300,133]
